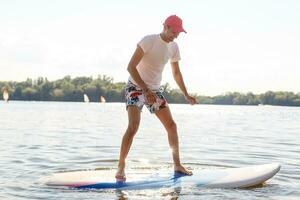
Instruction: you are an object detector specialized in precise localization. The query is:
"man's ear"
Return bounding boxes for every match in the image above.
[163,24,169,32]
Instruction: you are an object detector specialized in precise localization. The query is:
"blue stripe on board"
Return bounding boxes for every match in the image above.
[76,171,228,190]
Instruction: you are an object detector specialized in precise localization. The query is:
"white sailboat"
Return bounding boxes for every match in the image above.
[100,96,106,103]
[3,89,9,102]
[84,94,90,103]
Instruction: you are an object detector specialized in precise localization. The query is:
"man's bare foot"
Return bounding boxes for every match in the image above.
[115,166,126,181]
[174,164,193,176]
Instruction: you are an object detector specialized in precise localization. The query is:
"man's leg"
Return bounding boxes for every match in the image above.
[155,107,192,175]
[116,106,141,179]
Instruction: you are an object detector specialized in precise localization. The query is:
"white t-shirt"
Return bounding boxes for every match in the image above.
[129,34,181,90]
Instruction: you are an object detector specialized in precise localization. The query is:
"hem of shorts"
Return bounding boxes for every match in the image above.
[126,104,143,112]
[150,105,168,114]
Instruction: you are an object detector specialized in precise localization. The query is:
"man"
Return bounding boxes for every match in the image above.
[116,15,197,181]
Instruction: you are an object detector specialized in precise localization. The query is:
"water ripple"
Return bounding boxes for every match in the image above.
[0,102,299,199]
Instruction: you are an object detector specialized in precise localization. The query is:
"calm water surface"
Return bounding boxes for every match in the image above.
[0,101,299,199]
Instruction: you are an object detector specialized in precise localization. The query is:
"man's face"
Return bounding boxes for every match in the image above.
[164,26,180,42]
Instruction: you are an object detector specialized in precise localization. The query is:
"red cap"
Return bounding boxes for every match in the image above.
[164,15,186,33]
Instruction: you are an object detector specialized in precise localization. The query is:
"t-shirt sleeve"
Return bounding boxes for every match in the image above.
[137,35,154,53]
[169,42,181,62]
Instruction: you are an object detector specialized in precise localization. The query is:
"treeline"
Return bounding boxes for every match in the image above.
[1,75,300,106]
[0,75,124,102]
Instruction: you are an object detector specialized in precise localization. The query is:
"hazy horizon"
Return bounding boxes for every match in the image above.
[0,0,299,96]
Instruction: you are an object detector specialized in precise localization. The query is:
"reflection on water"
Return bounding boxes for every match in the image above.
[115,186,182,200]
[0,101,299,199]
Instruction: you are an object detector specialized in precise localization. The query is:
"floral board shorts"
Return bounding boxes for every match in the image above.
[125,80,168,113]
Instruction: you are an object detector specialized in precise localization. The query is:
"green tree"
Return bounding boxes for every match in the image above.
[22,87,37,100]
[0,76,299,106]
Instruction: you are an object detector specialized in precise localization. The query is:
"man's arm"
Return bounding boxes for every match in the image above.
[127,45,156,104]
[171,61,197,105]
[127,45,148,90]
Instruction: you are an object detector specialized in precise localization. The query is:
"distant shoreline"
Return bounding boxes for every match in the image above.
[1,100,299,107]
[1,75,300,107]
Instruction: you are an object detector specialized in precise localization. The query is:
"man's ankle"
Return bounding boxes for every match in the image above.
[118,162,125,169]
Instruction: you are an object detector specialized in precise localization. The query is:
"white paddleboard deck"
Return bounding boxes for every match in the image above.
[44,163,280,189]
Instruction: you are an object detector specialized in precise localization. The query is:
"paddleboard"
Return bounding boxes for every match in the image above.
[44,163,280,189]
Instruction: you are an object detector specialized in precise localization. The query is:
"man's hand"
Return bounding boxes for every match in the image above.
[185,94,197,105]
[144,89,156,105]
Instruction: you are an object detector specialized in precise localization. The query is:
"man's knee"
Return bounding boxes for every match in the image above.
[127,122,139,135]
[166,121,177,133]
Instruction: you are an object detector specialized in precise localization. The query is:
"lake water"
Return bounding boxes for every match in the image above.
[0,101,299,200]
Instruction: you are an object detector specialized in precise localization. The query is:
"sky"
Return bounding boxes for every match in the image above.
[0,0,299,96]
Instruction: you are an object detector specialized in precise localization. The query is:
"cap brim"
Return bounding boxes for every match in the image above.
[173,27,187,33]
